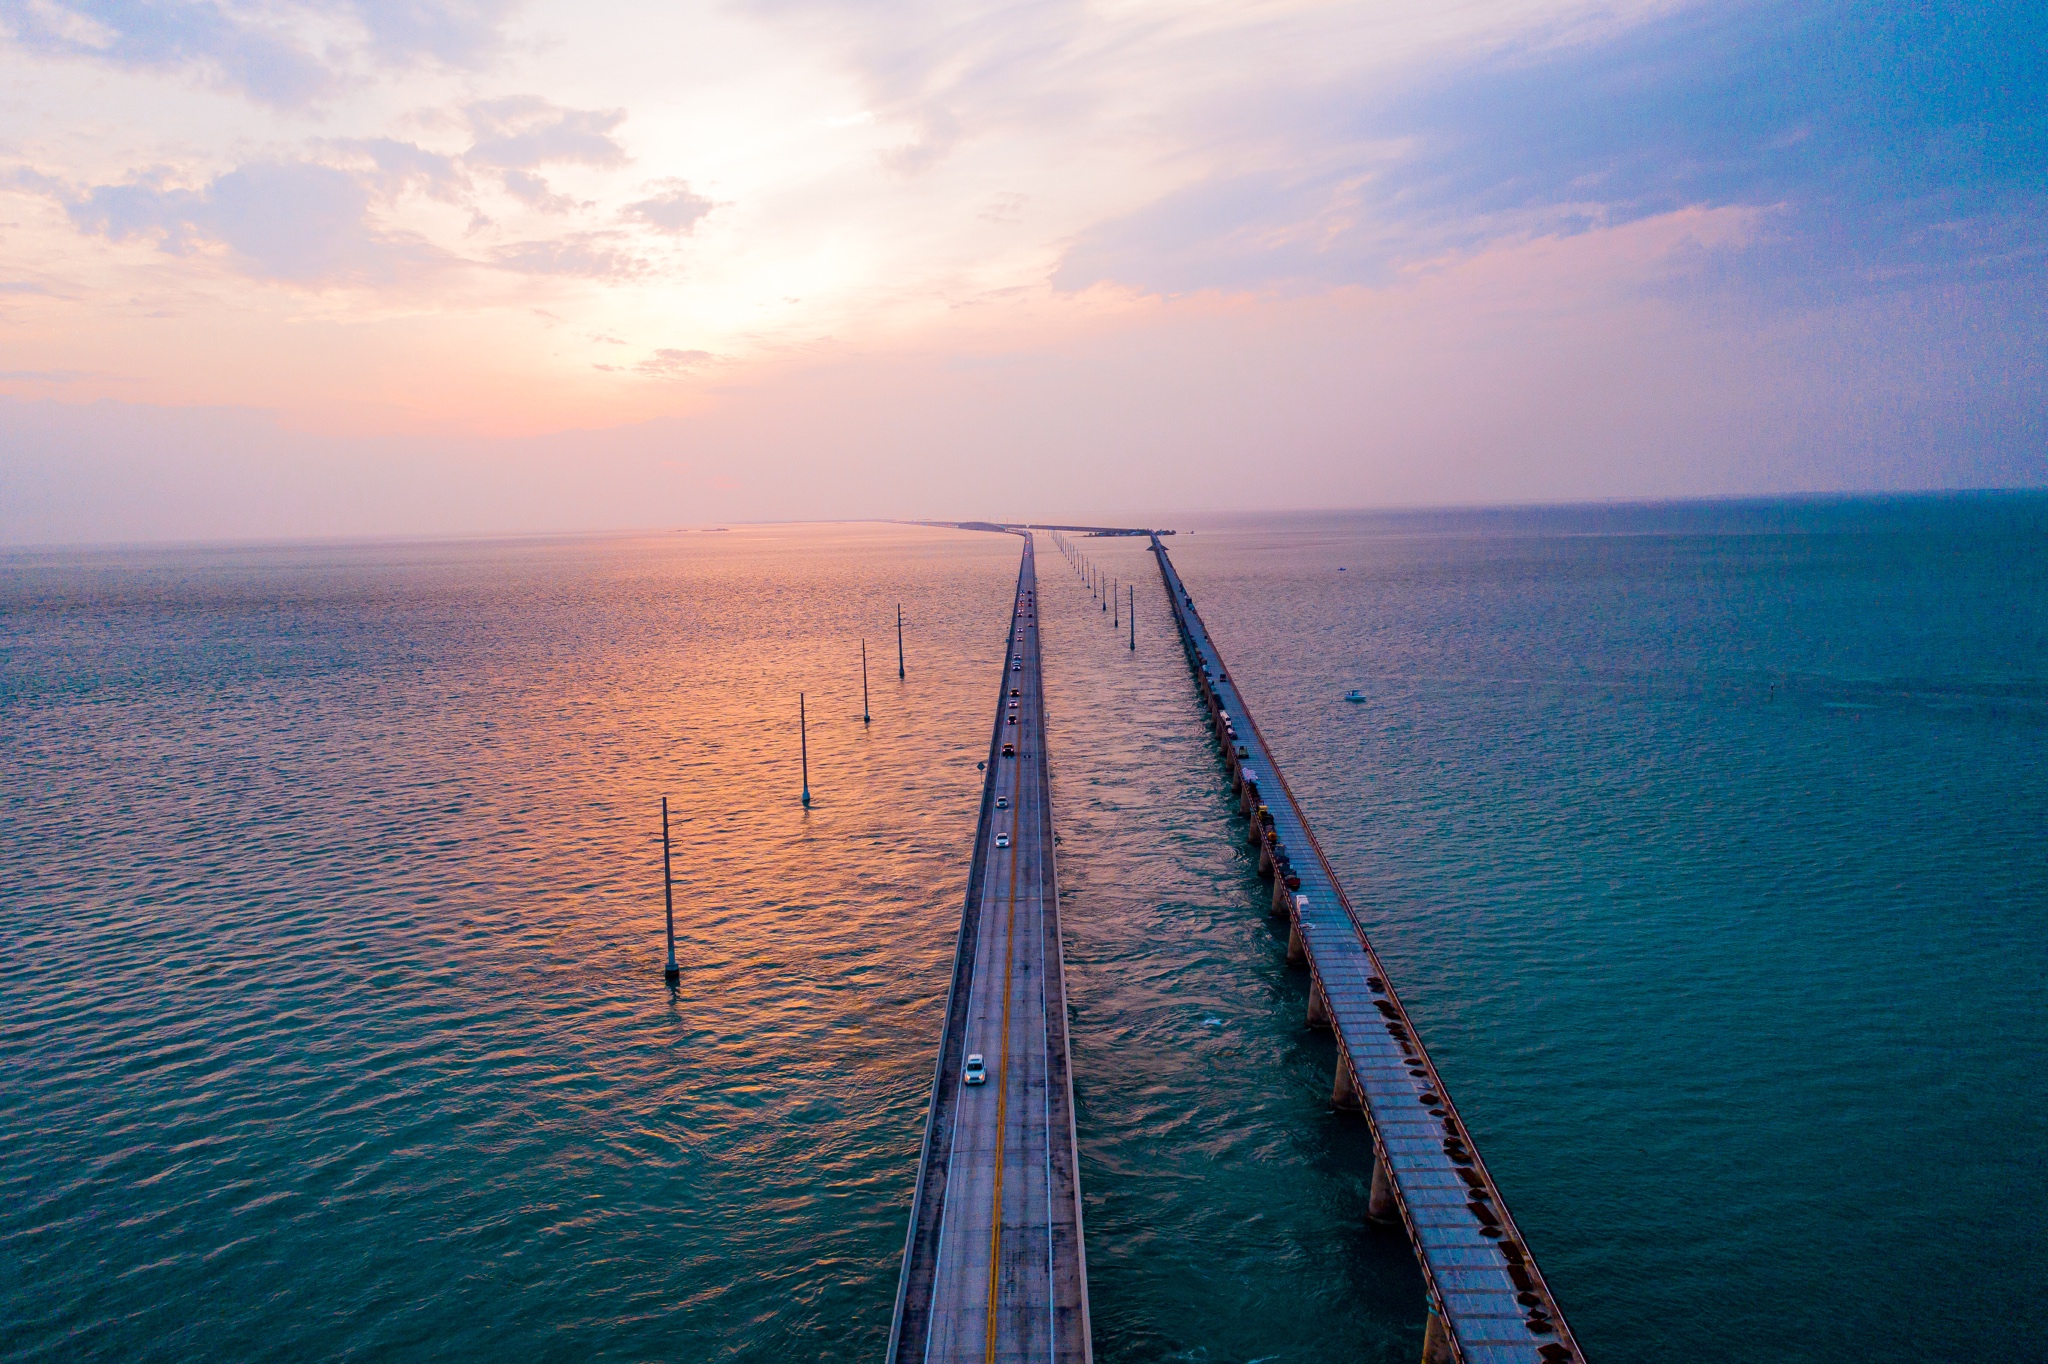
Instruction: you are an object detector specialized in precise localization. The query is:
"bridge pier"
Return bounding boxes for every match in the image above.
[1421,1299,1456,1364]
[1368,1150,1399,1223]
[1332,1055,1363,1111]
[1270,874,1291,917]
[1307,981,1332,1029]
[1286,916,1307,967]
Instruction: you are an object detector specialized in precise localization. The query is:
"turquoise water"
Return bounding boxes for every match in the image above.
[3,499,2043,1360]
[1140,495,2048,1360]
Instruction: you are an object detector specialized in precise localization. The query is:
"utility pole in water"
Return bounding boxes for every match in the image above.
[799,693,811,807]
[861,640,871,724]
[896,604,905,678]
[1129,585,1135,650]
[661,796,680,985]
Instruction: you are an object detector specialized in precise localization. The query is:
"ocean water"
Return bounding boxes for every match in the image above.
[1127,495,2048,1361]
[4,500,2043,1361]
[1,525,1021,1361]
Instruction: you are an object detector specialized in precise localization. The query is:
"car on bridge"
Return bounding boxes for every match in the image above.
[963,1054,987,1086]
[996,796,1010,809]
[995,833,1011,848]
[1003,743,1016,757]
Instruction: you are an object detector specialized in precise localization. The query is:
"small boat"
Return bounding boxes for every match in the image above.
[1344,689,1366,703]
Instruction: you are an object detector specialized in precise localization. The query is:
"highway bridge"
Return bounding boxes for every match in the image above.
[887,533,1091,1364]
[1143,531,1586,1364]
[889,525,1583,1364]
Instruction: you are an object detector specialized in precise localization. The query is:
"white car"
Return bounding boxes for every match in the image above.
[963,1054,987,1086]
[996,796,1010,809]
[995,832,1011,848]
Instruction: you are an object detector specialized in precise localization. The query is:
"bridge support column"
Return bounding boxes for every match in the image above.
[1332,1057,1362,1110]
[1286,918,1307,966]
[1307,982,1332,1029]
[1421,1299,1455,1364]
[1369,1149,1399,1223]
[1270,876,1291,917]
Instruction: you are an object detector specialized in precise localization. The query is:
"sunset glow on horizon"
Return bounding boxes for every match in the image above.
[2,0,2042,539]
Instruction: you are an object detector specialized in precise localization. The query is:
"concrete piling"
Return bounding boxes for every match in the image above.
[1332,1056,1362,1110]
[1369,1151,1399,1223]
[1421,1300,1455,1364]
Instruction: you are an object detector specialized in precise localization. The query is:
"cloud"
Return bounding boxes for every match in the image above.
[980,193,1028,225]
[635,348,716,376]
[1055,169,1399,295]
[502,170,583,213]
[879,108,961,176]
[464,97,628,169]
[18,103,649,285]
[624,181,714,234]
[1054,0,2048,302]
[492,233,645,278]
[336,138,469,201]
[352,0,517,67]
[740,0,1086,167]
[0,0,521,107]
[56,161,447,283]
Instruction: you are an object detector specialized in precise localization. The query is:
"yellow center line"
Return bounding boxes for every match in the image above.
[985,590,1027,1363]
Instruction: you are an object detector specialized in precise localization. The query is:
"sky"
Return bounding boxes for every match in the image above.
[1,0,2042,541]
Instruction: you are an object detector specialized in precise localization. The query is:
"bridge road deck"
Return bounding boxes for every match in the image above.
[888,534,1091,1364]
[1148,535,1586,1364]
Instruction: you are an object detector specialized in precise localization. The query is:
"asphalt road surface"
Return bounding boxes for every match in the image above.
[889,534,1090,1364]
